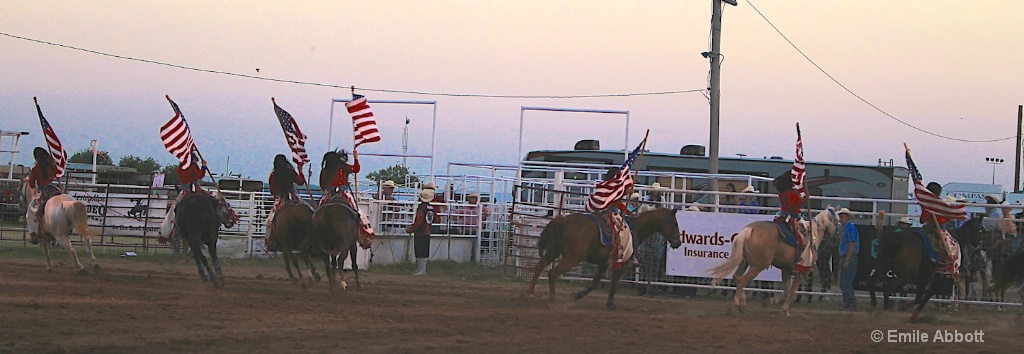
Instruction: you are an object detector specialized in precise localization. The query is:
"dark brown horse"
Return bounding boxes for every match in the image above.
[867,217,980,323]
[310,150,363,295]
[270,202,316,290]
[525,208,682,309]
[311,200,361,295]
[991,251,1024,322]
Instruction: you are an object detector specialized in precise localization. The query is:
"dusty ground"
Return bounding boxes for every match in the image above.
[0,248,1021,354]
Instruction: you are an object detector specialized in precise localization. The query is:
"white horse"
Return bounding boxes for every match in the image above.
[21,177,99,274]
[708,207,840,317]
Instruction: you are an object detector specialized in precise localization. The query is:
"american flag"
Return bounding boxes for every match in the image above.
[906,147,967,220]
[586,138,646,213]
[159,96,196,170]
[791,123,806,199]
[346,93,381,148]
[272,100,310,174]
[34,98,68,178]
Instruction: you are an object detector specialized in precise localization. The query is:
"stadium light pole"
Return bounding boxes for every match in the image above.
[986,157,1004,185]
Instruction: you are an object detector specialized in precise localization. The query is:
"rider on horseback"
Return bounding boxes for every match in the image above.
[158,151,209,244]
[600,167,636,270]
[319,149,375,247]
[27,147,60,244]
[921,182,954,266]
[265,154,308,252]
[773,173,810,272]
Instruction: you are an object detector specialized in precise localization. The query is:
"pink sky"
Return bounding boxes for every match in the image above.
[1,1,1022,188]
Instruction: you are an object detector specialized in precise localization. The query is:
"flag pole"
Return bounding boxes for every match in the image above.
[797,123,811,220]
[351,86,362,205]
[631,129,651,182]
[905,143,941,227]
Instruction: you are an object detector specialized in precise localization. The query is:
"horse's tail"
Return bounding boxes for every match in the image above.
[64,201,93,239]
[708,226,750,287]
[992,253,1024,292]
[537,217,566,262]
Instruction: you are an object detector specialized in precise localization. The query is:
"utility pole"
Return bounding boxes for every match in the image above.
[708,0,736,209]
[1016,105,1023,192]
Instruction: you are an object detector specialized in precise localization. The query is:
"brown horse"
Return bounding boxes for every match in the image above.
[707,207,839,317]
[310,200,362,295]
[525,208,682,309]
[270,202,316,290]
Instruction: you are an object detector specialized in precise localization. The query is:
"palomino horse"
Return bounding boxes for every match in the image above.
[867,217,977,323]
[173,192,239,287]
[707,207,839,317]
[525,208,683,309]
[21,177,98,274]
[270,201,316,290]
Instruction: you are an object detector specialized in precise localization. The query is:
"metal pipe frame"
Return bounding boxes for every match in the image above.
[329,99,438,181]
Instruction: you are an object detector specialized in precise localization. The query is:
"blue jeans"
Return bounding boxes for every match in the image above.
[841,255,858,307]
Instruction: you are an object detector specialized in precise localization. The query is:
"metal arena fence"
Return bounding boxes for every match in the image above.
[505,181,1024,309]
[3,166,1023,309]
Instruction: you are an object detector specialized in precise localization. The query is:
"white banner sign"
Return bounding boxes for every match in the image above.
[68,191,168,237]
[667,211,782,282]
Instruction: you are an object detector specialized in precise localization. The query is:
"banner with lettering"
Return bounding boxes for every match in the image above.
[69,191,169,237]
[666,211,782,282]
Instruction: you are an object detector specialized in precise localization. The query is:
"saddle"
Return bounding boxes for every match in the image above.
[771,216,802,249]
[909,230,940,263]
[34,184,62,216]
[586,213,616,246]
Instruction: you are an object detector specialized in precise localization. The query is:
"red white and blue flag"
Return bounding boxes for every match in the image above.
[273,100,310,175]
[346,93,381,148]
[34,98,68,178]
[906,146,968,220]
[791,123,806,199]
[586,138,646,213]
[160,96,196,170]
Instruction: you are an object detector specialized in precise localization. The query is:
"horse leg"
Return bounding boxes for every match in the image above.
[187,237,209,283]
[733,265,765,314]
[605,267,626,310]
[207,239,224,288]
[323,254,337,296]
[303,252,319,283]
[81,235,99,272]
[547,257,579,302]
[781,269,802,317]
[282,248,299,285]
[41,235,54,271]
[336,255,349,292]
[910,274,938,323]
[525,257,553,297]
[54,234,87,274]
[575,261,608,301]
[350,244,361,290]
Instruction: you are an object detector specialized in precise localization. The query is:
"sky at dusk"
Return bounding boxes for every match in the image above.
[1,1,1022,189]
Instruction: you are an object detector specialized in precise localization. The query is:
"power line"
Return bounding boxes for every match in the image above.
[744,0,1015,143]
[0,31,704,99]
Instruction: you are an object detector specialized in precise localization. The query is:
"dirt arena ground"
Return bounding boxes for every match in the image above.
[1,248,1021,354]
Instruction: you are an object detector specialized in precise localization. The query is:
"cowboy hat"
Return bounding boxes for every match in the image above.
[686,205,701,212]
[986,194,1002,203]
[468,192,480,199]
[382,180,396,188]
[837,208,853,216]
[942,195,958,203]
[418,189,435,202]
[898,216,913,224]
[650,182,663,189]
[422,182,437,190]
[740,185,757,193]
[629,192,640,200]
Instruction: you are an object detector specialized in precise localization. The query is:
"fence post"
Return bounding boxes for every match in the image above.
[100,179,112,253]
